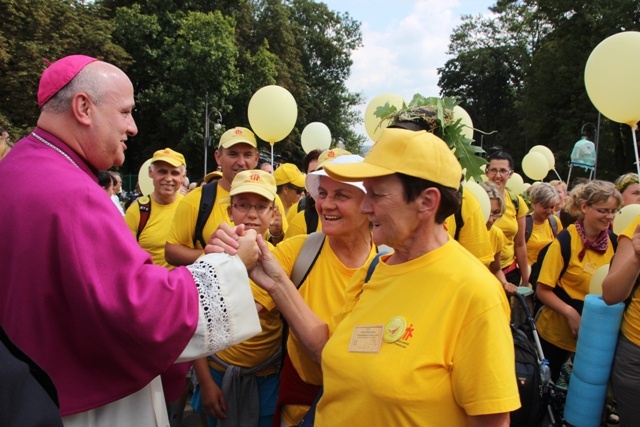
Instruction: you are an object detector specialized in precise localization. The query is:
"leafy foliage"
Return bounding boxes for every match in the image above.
[438,0,640,182]
[375,95,487,182]
[0,0,365,183]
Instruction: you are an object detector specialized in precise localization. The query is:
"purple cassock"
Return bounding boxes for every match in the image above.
[0,128,259,417]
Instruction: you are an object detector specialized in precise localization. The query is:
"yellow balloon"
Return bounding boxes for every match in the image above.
[462,180,490,223]
[589,264,610,295]
[248,85,297,144]
[522,152,550,181]
[530,145,555,170]
[613,204,640,235]
[453,105,474,141]
[585,31,640,126]
[138,158,154,196]
[301,122,331,153]
[507,172,525,194]
[363,93,404,142]
[522,183,531,192]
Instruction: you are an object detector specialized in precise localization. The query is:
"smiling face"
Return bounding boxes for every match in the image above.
[149,161,185,201]
[486,159,512,191]
[84,62,138,169]
[360,175,422,248]
[315,176,367,237]
[582,196,620,234]
[227,192,274,234]
[215,143,259,187]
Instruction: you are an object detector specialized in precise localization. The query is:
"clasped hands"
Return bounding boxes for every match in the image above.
[204,223,285,292]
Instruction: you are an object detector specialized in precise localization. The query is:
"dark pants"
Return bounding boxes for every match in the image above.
[539,335,572,383]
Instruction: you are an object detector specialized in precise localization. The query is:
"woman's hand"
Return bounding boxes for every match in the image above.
[564,306,582,338]
[248,235,288,293]
[204,223,244,255]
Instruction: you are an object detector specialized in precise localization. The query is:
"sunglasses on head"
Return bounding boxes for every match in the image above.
[287,184,305,195]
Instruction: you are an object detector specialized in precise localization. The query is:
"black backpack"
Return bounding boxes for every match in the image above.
[193,181,218,248]
[510,326,547,427]
[530,229,618,314]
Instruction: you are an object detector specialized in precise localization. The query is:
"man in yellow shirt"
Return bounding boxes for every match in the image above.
[165,127,287,266]
[125,148,186,268]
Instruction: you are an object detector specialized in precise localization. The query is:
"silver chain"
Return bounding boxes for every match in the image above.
[32,132,79,169]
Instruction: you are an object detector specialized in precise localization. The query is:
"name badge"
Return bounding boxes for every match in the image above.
[349,325,383,353]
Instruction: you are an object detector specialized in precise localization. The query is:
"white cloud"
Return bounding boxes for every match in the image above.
[320,0,495,144]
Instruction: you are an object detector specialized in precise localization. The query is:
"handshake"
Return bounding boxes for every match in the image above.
[204,223,284,293]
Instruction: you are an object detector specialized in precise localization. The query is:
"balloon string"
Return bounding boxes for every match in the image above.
[271,144,274,168]
[632,125,640,179]
[552,168,563,182]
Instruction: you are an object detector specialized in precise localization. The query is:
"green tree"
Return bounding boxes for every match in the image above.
[0,0,129,136]
[439,0,640,181]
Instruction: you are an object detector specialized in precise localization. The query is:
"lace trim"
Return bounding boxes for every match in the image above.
[187,259,232,354]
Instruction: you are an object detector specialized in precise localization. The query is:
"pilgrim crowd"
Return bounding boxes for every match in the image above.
[1,55,640,427]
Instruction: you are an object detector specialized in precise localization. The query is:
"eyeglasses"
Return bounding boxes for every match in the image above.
[490,210,503,219]
[589,206,619,216]
[486,168,512,176]
[232,202,273,214]
[287,184,305,195]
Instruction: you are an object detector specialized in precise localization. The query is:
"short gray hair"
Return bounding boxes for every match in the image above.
[42,66,102,113]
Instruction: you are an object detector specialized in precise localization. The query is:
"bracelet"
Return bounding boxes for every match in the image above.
[268,228,285,240]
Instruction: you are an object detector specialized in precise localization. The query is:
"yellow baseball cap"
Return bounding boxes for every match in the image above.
[151,148,186,167]
[324,128,462,190]
[219,127,257,149]
[317,148,351,169]
[230,170,277,201]
[273,163,306,188]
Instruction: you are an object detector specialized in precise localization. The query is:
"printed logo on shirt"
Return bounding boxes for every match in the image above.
[383,316,414,348]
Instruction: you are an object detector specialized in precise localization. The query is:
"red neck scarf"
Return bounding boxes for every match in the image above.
[575,219,609,261]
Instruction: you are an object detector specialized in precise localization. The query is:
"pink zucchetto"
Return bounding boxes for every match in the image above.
[37,54,99,108]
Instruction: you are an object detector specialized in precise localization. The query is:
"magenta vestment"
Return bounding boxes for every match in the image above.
[0,129,200,416]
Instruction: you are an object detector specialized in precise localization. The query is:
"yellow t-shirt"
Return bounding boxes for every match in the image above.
[287,201,300,224]
[494,191,527,268]
[489,225,507,257]
[318,238,520,426]
[535,225,615,351]
[284,209,321,240]
[124,194,183,268]
[526,215,563,265]
[167,184,288,249]
[620,216,640,346]
[444,187,493,266]
[209,244,282,375]
[256,234,377,425]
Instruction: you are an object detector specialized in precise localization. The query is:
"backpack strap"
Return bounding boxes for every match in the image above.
[193,182,218,249]
[548,215,558,237]
[136,196,151,241]
[365,251,387,283]
[452,185,465,241]
[291,232,326,288]
[525,214,533,242]
[556,229,572,279]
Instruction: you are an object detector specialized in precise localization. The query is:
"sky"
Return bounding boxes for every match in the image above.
[319,0,496,144]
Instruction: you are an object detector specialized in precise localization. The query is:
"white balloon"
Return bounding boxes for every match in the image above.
[138,158,154,195]
[463,180,491,223]
[301,122,331,153]
[613,204,640,235]
[589,264,610,295]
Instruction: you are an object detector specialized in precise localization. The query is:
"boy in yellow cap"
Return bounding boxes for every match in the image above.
[191,169,282,427]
